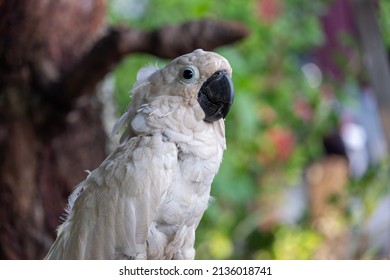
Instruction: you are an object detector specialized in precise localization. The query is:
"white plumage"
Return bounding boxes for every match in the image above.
[45,49,234,259]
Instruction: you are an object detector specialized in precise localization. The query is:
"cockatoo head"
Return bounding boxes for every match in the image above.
[165,49,234,122]
[143,49,234,123]
[114,49,234,141]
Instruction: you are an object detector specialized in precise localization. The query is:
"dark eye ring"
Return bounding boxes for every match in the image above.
[180,67,198,83]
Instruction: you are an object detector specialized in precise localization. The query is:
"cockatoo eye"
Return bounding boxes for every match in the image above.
[180,66,198,83]
[183,69,193,79]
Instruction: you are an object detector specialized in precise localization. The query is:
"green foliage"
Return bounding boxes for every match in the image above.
[109,0,390,259]
[271,226,323,259]
[379,0,390,48]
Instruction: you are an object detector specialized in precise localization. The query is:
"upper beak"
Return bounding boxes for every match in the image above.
[198,71,234,123]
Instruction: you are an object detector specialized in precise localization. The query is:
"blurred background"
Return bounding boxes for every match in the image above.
[0,0,389,259]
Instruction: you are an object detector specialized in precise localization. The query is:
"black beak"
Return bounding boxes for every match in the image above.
[198,71,234,123]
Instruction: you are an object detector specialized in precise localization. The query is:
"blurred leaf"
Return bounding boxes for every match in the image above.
[272,226,323,259]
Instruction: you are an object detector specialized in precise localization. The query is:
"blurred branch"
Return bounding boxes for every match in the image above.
[351,0,390,151]
[50,19,249,108]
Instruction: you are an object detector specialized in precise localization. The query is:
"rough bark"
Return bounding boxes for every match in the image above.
[54,19,249,108]
[0,0,248,259]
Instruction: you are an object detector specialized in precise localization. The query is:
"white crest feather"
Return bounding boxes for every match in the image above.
[111,111,129,136]
[132,65,159,91]
[112,65,159,137]
[137,65,159,81]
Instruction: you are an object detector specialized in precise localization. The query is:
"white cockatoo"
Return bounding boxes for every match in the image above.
[45,49,234,260]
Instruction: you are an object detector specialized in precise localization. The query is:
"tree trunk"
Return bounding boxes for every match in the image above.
[0,0,248,259]
[0,0,108,259]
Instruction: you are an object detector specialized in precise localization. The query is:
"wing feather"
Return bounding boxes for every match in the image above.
[45,134,177,259]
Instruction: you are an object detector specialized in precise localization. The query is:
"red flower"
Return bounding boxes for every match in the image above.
[256,0,284,24]
[258,127,296,164]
